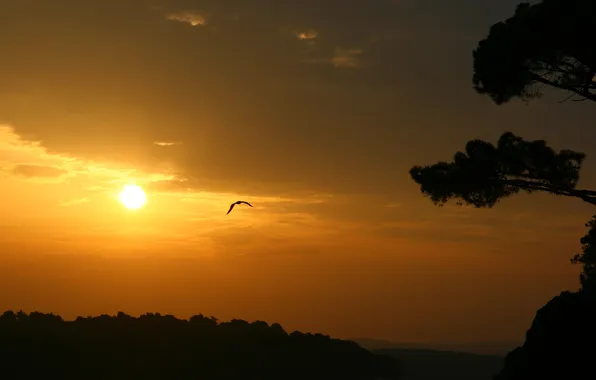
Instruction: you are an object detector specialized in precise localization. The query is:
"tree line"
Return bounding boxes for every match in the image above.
[0,310,400,379]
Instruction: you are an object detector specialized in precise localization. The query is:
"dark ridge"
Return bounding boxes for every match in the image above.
[495,290,596,379]
[0,310,400,380]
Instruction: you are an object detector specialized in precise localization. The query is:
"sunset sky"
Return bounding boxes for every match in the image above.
[2,0,596,350]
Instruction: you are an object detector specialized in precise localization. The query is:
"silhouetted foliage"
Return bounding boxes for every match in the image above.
[410,132,596,208]
[493,290,596,379]
[0,311,400,380]
[473,0,596,104]
[571,216,596,291]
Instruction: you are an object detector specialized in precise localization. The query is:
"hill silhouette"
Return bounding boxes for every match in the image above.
[0,310,400,379]
[494,290,596,379]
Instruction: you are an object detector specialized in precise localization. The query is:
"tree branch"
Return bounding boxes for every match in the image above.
[530,73,596,102]
[503,178,596,205]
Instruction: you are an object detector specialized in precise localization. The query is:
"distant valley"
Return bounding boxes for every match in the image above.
[354,339,511,380]
[353,338,518,356]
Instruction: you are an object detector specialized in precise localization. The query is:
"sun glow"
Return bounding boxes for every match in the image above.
[118,184,147,210]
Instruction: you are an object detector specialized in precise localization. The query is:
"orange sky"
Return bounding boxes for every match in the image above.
[1,0,596,349]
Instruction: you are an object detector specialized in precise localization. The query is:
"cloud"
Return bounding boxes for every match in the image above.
[12,164,67,179]
[0,0,487,199]
[297,30,317,41]
[375,219,497,242]
[0,126,76,170]
[0,124,341,219]
[330,48,364,68]
[0,124,338,237]
[147,178,192,193]
[153,141,182,147]
[0,124,177,189]
[304,47,364,69]
[165,10,207,26]
[0,125,352,261]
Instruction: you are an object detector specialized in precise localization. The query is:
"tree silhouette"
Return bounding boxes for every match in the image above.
[410,132,596,208]
[571,216,596,291]
[473,0,596,105]
[409,132,596,289]
[445,2,596,378]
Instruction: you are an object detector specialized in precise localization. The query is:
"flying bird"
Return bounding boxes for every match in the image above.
[226,200,253,215]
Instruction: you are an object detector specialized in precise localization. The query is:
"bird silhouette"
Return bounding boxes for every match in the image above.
[226,200,253,215]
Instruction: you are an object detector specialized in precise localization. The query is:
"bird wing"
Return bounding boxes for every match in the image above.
[240,201,253,207]
[226,204,235,215]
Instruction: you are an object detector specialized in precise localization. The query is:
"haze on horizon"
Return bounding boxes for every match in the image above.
[1,0,595,350]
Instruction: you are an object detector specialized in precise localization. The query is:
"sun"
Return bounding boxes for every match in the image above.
[118,184,147,210]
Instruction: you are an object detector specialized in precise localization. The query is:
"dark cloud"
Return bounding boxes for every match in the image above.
[0,0,595,198]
